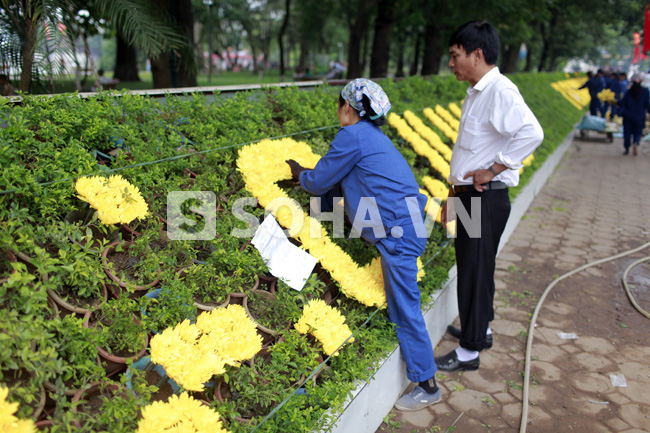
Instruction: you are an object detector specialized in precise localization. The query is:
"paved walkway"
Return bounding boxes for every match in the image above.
[377,136,650,433]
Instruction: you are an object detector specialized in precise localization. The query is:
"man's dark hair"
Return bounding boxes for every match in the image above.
[448,21,500,65]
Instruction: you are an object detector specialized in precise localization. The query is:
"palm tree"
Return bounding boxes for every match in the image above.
[0,0,184,93]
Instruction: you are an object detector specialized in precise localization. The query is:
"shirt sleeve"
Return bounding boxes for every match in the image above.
[490,88,544,170]
[300,127,362,196]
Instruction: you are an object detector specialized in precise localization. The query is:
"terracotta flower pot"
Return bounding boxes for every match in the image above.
[243,289,291,338]
[228,275,260,305]
[83,311,149,375]
[46,282,109,317]
[101,241,161,297]
[176,268,230,314]
[70,381,124,429]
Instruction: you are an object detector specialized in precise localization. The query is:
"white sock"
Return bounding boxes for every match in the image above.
[455,347,479,361]
[486,327,492,335]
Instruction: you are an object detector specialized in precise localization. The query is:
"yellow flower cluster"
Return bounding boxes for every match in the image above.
[150,305,261,392]
[137,392,229,433]
[423,108,458,143]
[387,113,450,181]
[550,78,590,110]
[434,105,459,131]
[0,386,36,433]
[420,189,442,224]
[448,102,462,119]
[238,138,392,308]
[403,110,452,161]
[597,88,616,103]
[294,299,354,356]
[518,153,535,174]
[75,174,149,225]
[422,176,449,200]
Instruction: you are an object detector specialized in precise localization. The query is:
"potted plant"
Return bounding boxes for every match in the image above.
[86,293,149,375]
[177,264,231,313]
[141,277,197,334]
[0,310,55,421]
[71,377,154,432]
[43,314,105,397]
[44,242,109,316]
[101,236,162,297]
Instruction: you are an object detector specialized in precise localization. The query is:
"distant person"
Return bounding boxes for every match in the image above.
[92,69,119,91]
[619,73,650,156]
[579,70,605,116]
[325,61,344,80]
[615,72,629,116]
[0,74,15,97]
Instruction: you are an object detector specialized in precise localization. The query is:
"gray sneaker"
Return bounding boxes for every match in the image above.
[394,386,441,411]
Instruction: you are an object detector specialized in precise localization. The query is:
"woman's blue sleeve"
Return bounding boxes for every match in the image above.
[300,128,362,196]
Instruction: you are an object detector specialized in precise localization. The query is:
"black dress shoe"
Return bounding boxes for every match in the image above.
[446,325,493,349]
[435,350,480,372]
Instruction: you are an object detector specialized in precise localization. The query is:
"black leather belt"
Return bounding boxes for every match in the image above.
[453,181,507,193]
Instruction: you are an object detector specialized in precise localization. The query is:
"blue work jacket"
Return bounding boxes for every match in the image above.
[620,86,650,122]
[300,119,427,244]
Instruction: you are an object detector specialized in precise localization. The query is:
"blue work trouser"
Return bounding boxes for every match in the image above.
[623,117,644,149]
[375,223,435,383]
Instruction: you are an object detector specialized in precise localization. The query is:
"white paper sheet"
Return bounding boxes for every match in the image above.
[251,215,317,291]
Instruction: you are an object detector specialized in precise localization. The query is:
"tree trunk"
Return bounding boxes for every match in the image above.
[347,0,374,79]
[114,35,141,81]
[174,0,197,87]
[278,0,291,82]
[421,1,447,76]
[151,51,173,88]
[395,33,405,78]
[421,24,445,76]
[19,16,36,93]
[369,0,395,78]
[500,42,521,74]
[410,29,421,76]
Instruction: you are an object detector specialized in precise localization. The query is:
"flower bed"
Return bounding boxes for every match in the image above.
[0,73,585,432]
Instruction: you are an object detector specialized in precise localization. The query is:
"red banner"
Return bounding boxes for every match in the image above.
[644,5,650,53]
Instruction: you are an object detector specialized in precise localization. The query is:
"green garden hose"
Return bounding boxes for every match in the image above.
[519,240,650,433]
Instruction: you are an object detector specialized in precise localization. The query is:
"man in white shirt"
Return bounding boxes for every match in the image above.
[437,21,544,372]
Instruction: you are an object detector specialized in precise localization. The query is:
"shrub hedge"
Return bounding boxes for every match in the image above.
[0,72,583,432]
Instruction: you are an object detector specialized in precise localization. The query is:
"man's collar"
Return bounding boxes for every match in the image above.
[470,66,500,93]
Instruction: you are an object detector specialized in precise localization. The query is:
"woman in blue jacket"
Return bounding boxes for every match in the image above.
[286,79,441,411]
[620,73,650,155]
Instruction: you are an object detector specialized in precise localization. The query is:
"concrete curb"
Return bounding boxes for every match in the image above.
[324,127,577,433]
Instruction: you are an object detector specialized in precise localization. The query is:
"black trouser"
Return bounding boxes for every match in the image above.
[454,188,511,351]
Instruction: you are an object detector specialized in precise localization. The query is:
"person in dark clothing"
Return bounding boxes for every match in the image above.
[579,70,606,116]
[615,72,629,117]
[620,73,650,155]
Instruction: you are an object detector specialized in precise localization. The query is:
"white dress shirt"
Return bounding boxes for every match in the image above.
[449,67,544,187]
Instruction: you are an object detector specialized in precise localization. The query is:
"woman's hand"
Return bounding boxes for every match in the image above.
[286,159,308,180]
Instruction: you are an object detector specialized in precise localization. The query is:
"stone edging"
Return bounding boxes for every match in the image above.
[323,127,577,433]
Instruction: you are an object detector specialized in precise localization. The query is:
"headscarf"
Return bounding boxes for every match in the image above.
[341,78,391,120]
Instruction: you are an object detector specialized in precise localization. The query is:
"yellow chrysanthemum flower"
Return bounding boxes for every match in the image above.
[295,300,354,356]
[403,110,452,162]
[423,108,458,144]
[388,113,451,180]
[0,386,36,433]
[137,392,229,433]
[74,174,149,225]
